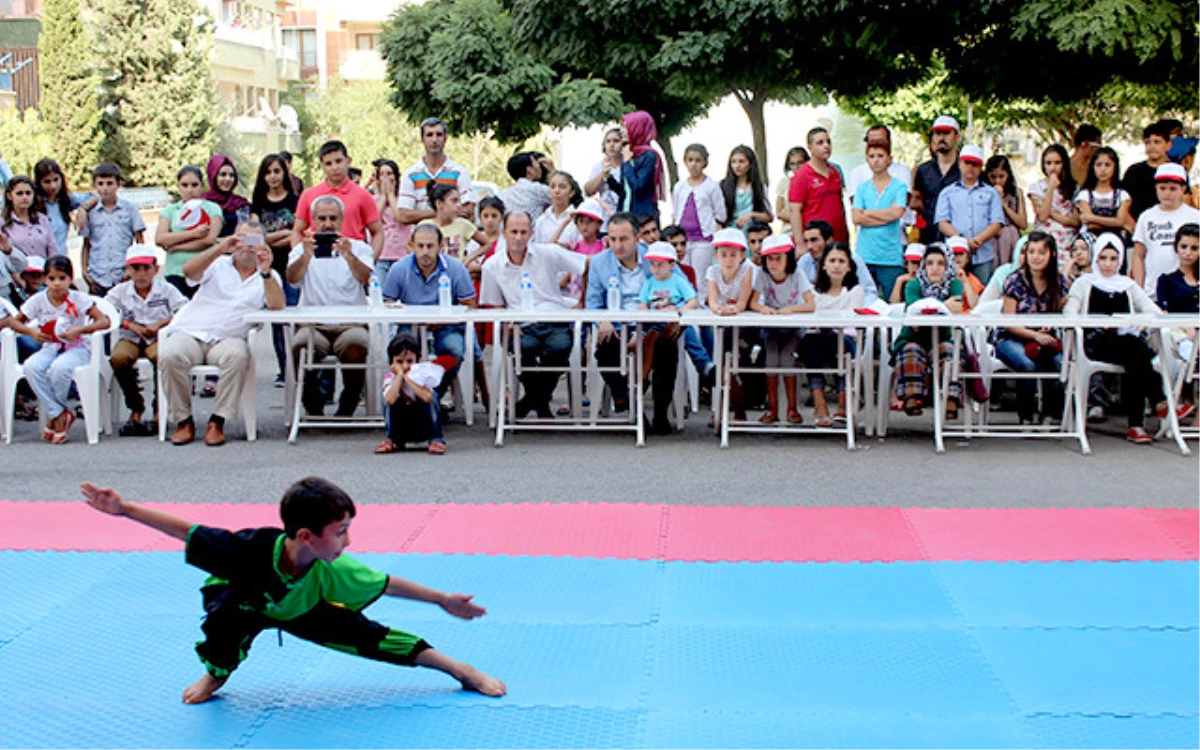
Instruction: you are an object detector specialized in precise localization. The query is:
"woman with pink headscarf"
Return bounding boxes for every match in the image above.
[620,111,664,223]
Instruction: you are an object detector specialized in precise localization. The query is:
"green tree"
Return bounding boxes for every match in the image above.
[380,0,637,158]
[92,0,221,186]
[0,109,56,177]
[37,0,103,189]
[288,78,537,190]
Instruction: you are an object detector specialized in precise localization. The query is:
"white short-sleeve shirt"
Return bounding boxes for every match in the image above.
[480,242,586,310]
[169,256,279,342]
[105,278,189,343]
[287,239,373,307]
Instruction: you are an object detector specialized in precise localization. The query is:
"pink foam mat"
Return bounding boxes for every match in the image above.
[0,501,1195,562]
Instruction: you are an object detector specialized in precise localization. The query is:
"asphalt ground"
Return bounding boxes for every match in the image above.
[4,334,1196,508]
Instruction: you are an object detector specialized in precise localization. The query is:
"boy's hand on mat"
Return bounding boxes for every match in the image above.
[81,483,126,516]
[441,593,487,620]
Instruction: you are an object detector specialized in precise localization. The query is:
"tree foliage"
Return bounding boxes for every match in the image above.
[37,0,103,189]
[92,0,221,186]
[381,0,626,144]
[0,109,56,178]
[288,78,537,188]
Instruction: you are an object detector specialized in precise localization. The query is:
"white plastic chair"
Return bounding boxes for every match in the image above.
[1156,328,1198,447]
[2,296,120,444]
[156,326,260,442]
[0,297,26,443]
[493,320,585,445]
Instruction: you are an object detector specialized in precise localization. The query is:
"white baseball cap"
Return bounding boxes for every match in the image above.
[947,236,971,254]
[903,243,926,261]
[712,227,747,250]
[960,144,985,165]
[124,244,159,266]
[1155,163,1188,183]
[931,115,960,133]
[760,234,794,256]
[177,199,211,230]
[573,198,605,223]
[23,256,46,273]
[643,241,677,263]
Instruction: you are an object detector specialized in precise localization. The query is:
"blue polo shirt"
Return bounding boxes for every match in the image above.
[381,253,475,305]
[853,176,907,266]
[933,179,1005,265]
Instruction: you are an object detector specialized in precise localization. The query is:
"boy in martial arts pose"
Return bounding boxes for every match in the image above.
[81,476,506,703]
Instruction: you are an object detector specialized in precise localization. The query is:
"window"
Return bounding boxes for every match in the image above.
[355,33,378,51]
[283,28,318,68]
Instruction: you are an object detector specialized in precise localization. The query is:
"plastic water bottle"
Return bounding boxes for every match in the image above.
[606,275,621,310]
[519,271,534,310]
[437,273,452,309]
[368,272,383,310]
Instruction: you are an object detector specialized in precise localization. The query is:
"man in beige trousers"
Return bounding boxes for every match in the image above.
[160,222,285,446]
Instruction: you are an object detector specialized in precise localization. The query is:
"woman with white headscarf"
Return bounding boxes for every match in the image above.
[1063,232,1171,443]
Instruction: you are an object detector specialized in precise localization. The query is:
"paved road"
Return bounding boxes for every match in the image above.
[4,338,1197,508]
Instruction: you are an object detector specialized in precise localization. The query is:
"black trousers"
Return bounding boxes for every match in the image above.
[1085,331,1164,428]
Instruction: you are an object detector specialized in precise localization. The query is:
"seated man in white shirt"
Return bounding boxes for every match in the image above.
[479,211,585,418]
[286,195,375,417]
[160,221,285,446]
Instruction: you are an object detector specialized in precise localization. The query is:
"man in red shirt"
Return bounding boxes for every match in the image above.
[789,127,848,247]
[291,141,384,259]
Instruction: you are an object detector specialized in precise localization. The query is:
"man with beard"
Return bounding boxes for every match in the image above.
[914,115,962,244]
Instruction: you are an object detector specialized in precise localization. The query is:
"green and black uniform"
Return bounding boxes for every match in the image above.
[186,525,431,678]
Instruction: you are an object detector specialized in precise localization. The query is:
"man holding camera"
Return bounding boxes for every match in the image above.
[287,195,375,418]
[160,222,285,446]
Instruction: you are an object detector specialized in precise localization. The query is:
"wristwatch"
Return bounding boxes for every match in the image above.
[260,271,272,279]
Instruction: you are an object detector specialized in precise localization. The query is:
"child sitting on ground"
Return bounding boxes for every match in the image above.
[80,476,506,703]
[375,333,456,455]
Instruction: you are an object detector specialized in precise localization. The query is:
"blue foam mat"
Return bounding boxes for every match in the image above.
[0,551,1197,749]
[934,561,1200,627]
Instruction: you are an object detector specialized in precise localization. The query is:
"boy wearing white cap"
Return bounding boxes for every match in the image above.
[16,255,46,303]
[106,244,189,436]
[934,144,1004,283]
[1131,163,1200,299]
[638,242,699,312]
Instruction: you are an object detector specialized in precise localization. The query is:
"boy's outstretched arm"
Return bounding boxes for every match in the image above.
[81,483,193,541]
[385,576,487,620]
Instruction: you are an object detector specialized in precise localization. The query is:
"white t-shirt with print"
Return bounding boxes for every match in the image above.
[1133,203,1200,299]
[21,289,96,351]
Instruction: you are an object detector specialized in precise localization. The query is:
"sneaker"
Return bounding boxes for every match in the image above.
[274,375,286,388]
[1126,427,1153,445]
[1156,402,1196,421]
[1086,405,1106,423]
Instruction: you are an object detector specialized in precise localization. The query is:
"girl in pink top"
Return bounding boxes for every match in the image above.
[374,159,408,273]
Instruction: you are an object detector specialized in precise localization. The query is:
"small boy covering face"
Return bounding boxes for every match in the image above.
[80,477,506,703]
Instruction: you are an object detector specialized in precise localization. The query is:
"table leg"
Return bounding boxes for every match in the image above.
[635,323,645,446]
[463,321,475,427]
[932,327,944,453]
[1156,328,1192,456]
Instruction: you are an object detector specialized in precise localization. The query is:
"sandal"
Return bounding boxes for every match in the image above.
[904,398,924,417]
[758,411,778,424]
[374,438,399,454]
[51,410,75,444]
[815,414,834,428]
[427,440,447,455]
[833,411,847,424]
[945,402,959,421]
[786,409,803,424]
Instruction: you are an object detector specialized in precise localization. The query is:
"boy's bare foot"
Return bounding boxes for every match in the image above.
[458,665,506,697]
[182,674,227,704]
